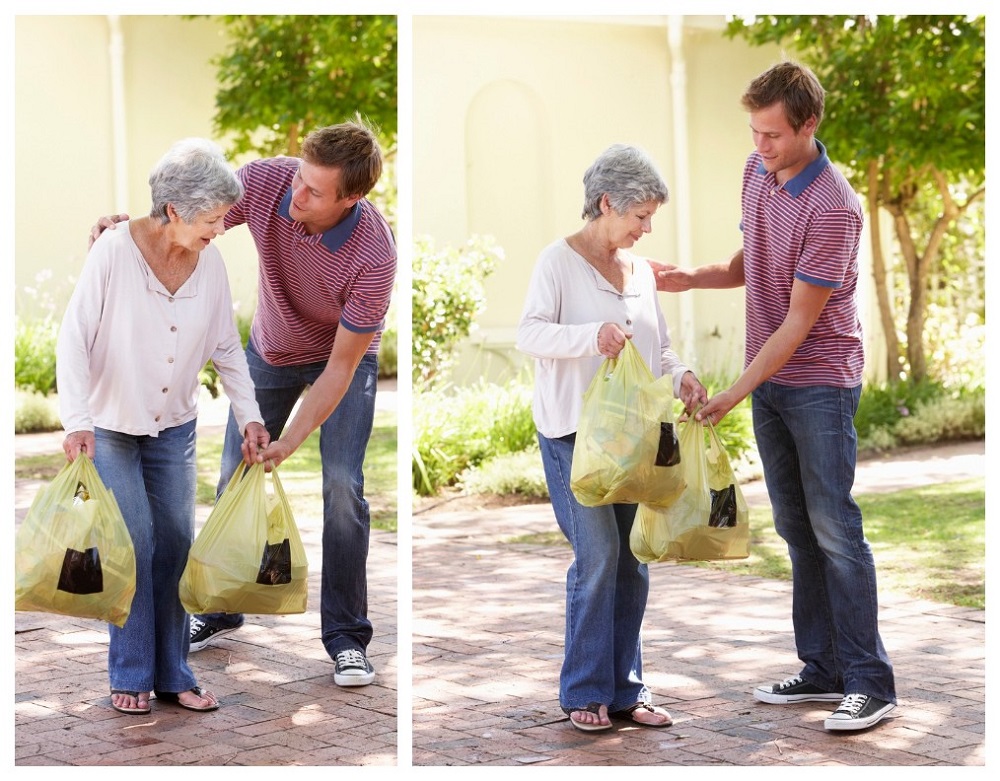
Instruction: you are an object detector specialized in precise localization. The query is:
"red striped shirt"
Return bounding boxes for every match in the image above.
[225,157,397,365]
[741,142,864,387]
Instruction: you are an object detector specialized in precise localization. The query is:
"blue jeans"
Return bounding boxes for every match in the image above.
[96,420,199,694]
[752,382,896,703]
[198,338,378,657]
[538,432,651,713]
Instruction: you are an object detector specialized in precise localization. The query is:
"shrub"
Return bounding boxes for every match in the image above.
[14,317,59,395]
[459,448,549,499]
[412,377,535,495]
[412,235,502,389]
[14,390,61,434]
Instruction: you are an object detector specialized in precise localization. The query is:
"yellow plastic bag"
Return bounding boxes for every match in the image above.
[630,419,750,562]
[15,455,136,627]
[570,339,686,507]
[179,462,308,615]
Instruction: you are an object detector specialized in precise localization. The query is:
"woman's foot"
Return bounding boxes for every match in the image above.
[613,701,673,727]
[110,690,151,715]
[177,688,218,710]
[565,702,612,732]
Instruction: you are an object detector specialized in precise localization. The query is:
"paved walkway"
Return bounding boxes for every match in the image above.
[14,387,398,766]
[411,441,986,767]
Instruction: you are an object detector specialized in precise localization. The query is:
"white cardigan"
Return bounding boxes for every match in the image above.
[516,238,690,439]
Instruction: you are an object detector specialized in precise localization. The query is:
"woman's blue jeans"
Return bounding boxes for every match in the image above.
[95,420,199,694]
[201,338,378,656]
[752,381,896,703]
[538,432,651,713]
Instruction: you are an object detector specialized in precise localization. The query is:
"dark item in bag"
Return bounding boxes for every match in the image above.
[57,546,104,594]
[655,422,681,467]
[709,484,738,528]
[256,539,292,585]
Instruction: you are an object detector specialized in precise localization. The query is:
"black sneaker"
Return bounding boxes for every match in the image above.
[824,693,896,730]
[333,649,376,687]
[189,616,240,652]
[754,675,844,704]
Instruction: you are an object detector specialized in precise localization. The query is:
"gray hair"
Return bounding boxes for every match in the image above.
[148,138,243,224]
[581,144,669,220]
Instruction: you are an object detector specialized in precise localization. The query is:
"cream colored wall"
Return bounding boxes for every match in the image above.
[412,15,883,385]
[14,15,260,320]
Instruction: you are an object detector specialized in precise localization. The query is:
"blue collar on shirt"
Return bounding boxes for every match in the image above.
[756,139,831,198]
[278,188,363,253]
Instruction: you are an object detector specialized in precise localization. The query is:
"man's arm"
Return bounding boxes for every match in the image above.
[696,278,834,425]
[649,249,746,293]
[252,327,375,469]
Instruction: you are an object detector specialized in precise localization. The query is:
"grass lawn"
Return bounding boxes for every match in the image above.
[508,477,985,610]
[15,408,398,533]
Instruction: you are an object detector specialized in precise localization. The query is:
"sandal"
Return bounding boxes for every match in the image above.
[110,689,151,715]
[562,702,612,732]
[611,701,673,728]
[153,686,219,712]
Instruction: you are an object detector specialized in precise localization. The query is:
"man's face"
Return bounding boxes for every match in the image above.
[749,102,818,184]
[289,160,358,234]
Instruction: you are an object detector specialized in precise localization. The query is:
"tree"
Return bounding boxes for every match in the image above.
[198,15,397,159]
[726,15,985,381]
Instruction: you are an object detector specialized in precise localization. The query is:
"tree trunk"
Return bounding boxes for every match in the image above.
[867,162,902,380]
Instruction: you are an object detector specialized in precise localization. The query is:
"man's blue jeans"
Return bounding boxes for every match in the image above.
[96,420,200,694]
[752,381,896,703]
[198,338,378,657]
[538,432,651,714]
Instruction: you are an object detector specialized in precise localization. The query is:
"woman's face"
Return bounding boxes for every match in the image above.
[604,198,659,249]
[170,204,231,252]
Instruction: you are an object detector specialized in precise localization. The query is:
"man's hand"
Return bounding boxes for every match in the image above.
[257,439,295,472]
[240,421,271,466]
[63,430,95,462]
[88,213,130,250]
[695,388,741,427]
[647,260,693,293]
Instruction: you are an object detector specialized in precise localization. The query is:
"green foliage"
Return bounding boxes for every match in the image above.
[14,316,59,395]
[856,379,984,452]
[14,390,60,434]
[411,235,502,389]
[459,448,549,500]
[202,15,397,159]
[412,378,535,496]
[199,311,254,399]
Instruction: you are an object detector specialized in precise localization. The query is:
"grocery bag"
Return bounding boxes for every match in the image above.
[630,419,750,562]
[570,339,686,507]
[178,462,308,615]
[15,455,136,627]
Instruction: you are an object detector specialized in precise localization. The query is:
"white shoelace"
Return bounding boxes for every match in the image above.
[337,649,367,669]
[776,675,805,690]
[835,693,868,715]
[189,617,206,637]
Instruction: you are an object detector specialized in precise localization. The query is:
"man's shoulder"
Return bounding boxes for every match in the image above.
[238,156,298,186]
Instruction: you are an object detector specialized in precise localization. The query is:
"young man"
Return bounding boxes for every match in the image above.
[93,120,396,687]
[653,62,896,731]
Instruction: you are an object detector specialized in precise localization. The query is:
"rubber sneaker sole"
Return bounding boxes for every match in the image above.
[334,669,376,687]
[754,685,844,704]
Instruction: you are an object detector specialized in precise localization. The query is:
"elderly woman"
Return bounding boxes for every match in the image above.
[516,144,707,732]
[57,138,269,715]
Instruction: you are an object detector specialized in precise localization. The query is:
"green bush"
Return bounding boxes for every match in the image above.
[459,448,549,499]
[14,317,59,395]
[14,390,61,434]
[412,235,502,389]
[855,378,944,440]
[412,377,535,495]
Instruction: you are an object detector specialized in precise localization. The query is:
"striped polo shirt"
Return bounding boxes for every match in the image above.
[225,157,397,365]
[741,140,864,387]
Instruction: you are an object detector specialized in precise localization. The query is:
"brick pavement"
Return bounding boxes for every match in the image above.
[14,390,398,767]
[412,441,986,767]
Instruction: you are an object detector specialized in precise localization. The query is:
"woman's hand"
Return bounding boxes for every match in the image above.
[240,422,271,466]
[597,322,631,358]
[678,371,709,414]
[63,431,95,462]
